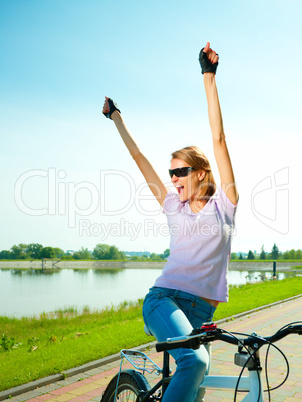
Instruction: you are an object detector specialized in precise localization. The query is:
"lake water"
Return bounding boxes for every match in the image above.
[0,268,289,318]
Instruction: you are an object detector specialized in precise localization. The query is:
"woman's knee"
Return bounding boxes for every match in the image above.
[177,349,208,375]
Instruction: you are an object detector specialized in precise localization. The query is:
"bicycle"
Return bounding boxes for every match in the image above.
[100,321,302,402]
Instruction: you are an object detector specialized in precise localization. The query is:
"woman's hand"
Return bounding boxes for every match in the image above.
[199,42,219,74]
[102,97,110,116]
[102,96,121,119]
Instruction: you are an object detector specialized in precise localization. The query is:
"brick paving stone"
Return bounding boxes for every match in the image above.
[36,395,55,401]
[87,373,108,381]
[67,384,101,396]
[93,377,114,386]
[50,394,75,402]
[25,399,43,402]
[203,397,221,402]
[49,380,94,396]
[272,396,291,402]
[65,396,91,402]
[84,387,105,397]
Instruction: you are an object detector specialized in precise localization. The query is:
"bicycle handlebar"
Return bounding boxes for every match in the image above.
[155,323,302,353]
[264,325,302,343]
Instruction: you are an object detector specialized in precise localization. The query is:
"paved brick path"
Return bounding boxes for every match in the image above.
[7,297,302,401]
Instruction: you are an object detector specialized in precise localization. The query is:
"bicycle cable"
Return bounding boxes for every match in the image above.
[223,321,302,401]
[225,329,291,401]
[264,337,291,391]
[264,320,302,398]
[220,329,262,402]
[220,328,291,402]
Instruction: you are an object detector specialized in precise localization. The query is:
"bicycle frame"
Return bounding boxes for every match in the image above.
[108,323,302,402]
[118,346,265,401]
[199,371,264,401]
[200,344,265,401]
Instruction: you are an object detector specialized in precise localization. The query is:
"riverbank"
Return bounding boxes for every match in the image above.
[1,260,301,270]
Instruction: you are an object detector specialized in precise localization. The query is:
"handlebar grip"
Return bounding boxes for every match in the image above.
[156,341,184,352]
[156,337,200,352]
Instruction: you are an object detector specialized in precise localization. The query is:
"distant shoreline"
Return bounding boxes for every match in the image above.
[0,260,300,271]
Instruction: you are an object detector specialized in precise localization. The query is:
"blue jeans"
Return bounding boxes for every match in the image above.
[142,287,216,402]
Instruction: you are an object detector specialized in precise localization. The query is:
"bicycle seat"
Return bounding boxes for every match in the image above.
[144,324,153,336]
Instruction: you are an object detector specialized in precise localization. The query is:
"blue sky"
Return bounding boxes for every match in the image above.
[0,0,301,254]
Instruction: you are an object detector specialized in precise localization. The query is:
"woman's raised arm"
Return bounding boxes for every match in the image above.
[200,43,239,205]
[102,97,168,206]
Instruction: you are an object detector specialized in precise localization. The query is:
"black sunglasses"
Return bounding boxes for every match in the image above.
[169,167,195,178]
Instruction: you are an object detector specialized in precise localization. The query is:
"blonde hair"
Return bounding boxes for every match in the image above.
[171,145,216,200]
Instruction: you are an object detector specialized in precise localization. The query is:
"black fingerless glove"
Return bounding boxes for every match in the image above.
[198,48,218,74]
[103,98,121,119]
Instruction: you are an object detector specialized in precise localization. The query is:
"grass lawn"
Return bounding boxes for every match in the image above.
[0,276,301,392]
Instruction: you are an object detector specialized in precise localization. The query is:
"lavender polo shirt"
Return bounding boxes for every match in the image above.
[154,187,237,302]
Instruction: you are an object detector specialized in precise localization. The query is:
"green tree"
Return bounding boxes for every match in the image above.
[53,248,65,258]
[163,249,170,259]
[130,255,140,261]
[230,252,237,260]
[239,253,243,260]
[0,250,11,259]
[247,250,255,260]
[10,244,28,259]
[150,252,161,261]
[73,247,91,260]
[270,243,279,260]
[108,246,124,260]
[61,254,74,260]
[41,247,56,259]
[259,245,266,260]
[288,249,296,259]
[93,244,110,259]
[26,243,43,259]
[283,249,302,260]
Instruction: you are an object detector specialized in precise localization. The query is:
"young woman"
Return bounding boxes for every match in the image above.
[102,42,238,402]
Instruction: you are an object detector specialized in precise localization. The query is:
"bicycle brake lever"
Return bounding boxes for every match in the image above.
[190,322,218,336]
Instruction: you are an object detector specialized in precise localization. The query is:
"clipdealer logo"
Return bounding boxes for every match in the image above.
[13,168,235,240]
[251,167,289,234]
[14,168,163,228]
